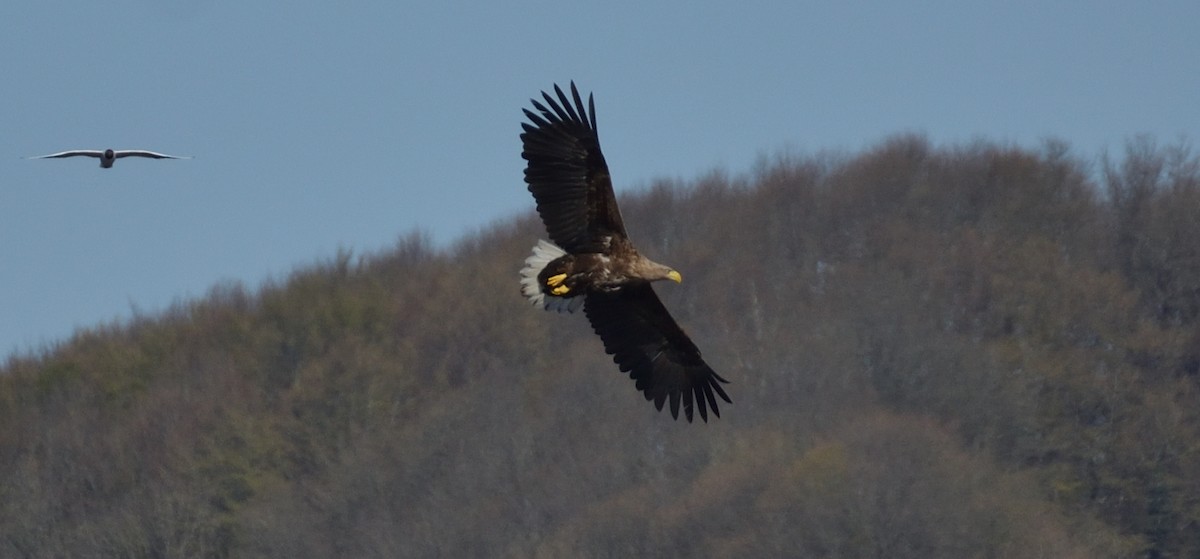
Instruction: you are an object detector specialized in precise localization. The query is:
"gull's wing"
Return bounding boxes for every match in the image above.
[112,150,191,160]
[25,150,105,159]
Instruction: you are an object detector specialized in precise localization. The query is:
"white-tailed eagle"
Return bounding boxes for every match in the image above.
[519,83,731,422]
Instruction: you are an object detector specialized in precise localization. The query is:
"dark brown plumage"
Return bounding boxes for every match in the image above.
[519,82,731,422]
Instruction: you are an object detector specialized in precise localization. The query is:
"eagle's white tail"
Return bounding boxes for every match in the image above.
[520,240,583,313]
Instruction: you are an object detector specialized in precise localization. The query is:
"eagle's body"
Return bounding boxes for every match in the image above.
[519,83,731,422]
[26,149,191,168]
[538,237,671,293]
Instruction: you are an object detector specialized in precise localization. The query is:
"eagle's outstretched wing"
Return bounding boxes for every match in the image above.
[584,284,731,423]
[521,82,626,253]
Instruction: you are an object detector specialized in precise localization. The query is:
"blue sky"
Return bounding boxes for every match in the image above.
[2,1,1198,358]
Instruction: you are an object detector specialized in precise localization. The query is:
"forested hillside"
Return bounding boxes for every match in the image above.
[2,136,1198,558]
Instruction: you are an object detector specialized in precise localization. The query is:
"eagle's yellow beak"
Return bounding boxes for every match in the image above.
[667,270,682,283]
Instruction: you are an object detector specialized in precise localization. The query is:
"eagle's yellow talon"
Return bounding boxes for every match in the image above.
[546,273,567,287]
[551,285,570,295]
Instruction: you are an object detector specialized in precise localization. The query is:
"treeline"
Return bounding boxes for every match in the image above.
[1,136,1197,557]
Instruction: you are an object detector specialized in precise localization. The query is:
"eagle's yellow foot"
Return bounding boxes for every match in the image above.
[546,273,567,287]
[551,284,570,295]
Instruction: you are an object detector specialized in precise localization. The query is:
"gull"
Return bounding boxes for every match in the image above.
[26,149,192,168]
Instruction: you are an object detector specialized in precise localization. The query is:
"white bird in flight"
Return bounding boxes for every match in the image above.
[26,148,192,168]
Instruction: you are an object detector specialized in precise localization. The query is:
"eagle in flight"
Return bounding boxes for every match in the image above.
[519,82,731,422]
